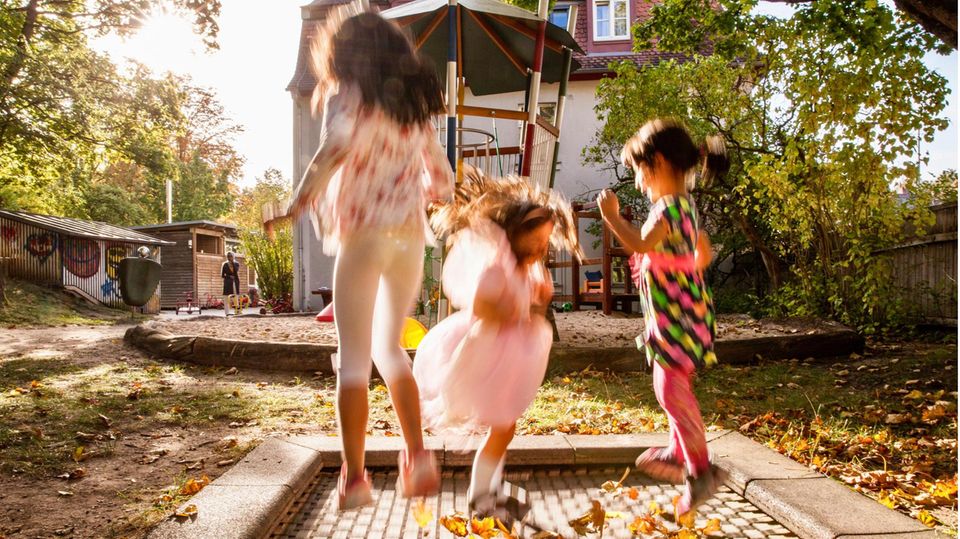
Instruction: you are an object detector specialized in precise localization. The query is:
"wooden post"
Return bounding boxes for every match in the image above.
[602,217,612,315]
[520,0,548,176]
[548,47,572,189]
[571,210,581,311]
[445,0,458,170]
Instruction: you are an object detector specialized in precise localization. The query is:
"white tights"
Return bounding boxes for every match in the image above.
[333,229,425,388]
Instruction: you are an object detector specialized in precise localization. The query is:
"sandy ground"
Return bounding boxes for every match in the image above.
[151,310,848,347]
[0,323,311,539]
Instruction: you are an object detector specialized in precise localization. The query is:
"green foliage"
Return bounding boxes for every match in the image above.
[240,225,293,301]
[915,169,958,205]
[230,168,290,230]
[586,0,950,332]
[0,2,235,226]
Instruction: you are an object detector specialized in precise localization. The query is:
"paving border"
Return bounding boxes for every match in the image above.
[147,431,936,539]
[125,321,864,374]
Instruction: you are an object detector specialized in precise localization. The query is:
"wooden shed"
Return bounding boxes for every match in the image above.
[0,209,170,313]
[133,221,255,310]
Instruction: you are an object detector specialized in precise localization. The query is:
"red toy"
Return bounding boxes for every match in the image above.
[316,302,334,322]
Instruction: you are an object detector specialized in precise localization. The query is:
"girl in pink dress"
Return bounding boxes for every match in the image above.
[288,12,453,510]
[414,168,582,516]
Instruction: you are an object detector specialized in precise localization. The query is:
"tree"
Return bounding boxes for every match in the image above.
[587,0,950,331]
[230,168,290,231]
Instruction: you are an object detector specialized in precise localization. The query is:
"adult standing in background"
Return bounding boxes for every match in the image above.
[221,252,241,315]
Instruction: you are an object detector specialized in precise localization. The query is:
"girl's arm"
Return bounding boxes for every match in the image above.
[421,123,454,202]
[287,92,355,218]
[695,231,713,271]
[597,189,668,255]
[473,266,511,322]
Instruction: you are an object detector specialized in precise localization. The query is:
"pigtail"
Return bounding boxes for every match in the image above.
[698,135,730,187]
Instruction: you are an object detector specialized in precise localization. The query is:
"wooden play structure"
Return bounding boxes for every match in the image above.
[548,202,638,315]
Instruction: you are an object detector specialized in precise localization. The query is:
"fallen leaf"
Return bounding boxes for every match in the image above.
[174,504,198,518]
[916,510,939,528]
[57,490,74,496]
[412,498,433,529]
[439,514,468,537]
[216,459,234,467]
[701,518,722,534]
[224,367,238,375]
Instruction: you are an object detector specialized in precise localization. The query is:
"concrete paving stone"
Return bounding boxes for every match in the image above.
[835,534,942,539]
[566,433,671,464]
[287,435,446,469]
[213,438,321,493]
[709,431,822,495]
[149,484,291,539]
[746,478,932,539]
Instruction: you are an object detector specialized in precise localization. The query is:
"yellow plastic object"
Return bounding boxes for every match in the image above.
[400,317,428,349]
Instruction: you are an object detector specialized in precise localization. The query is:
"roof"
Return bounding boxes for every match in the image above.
[287,19,320,95]
[133,221,238,234]
[0,209,173,246]
[573,50,690,74]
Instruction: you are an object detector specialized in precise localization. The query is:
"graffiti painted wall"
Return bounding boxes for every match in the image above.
[0,216,162,313]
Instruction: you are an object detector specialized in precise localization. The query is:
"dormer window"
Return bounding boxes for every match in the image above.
[549,4,577,34]
[594,0,629,40]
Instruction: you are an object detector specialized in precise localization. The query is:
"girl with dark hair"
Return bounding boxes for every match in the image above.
[288,11,452,511]
[597,119,729,518]
[414,167,582,519]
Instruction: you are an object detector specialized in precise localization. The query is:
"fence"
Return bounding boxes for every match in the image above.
[879,202,957,324]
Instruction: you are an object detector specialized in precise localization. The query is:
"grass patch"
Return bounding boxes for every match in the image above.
[0,279,148,327]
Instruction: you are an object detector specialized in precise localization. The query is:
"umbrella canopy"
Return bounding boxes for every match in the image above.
[382,0,582,96]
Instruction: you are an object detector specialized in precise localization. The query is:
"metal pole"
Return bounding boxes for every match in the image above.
[520,0,548,177]
[165,179,173,223]
[548,47,572,189]
[446,0,458,171]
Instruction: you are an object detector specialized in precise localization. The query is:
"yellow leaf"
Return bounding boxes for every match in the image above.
[904,390,924,400]
[648,500,663,515]
[878,491,897,509]
[471,516,499,538]
[174,504,198,518]
[675,530,699,539]
[676,509,696,529]
[628,515,658,535]
[73,446,84,463]
[439,514,468,537]
[917,510,939,528]
[412,499,433,529]
[701,518,722,534]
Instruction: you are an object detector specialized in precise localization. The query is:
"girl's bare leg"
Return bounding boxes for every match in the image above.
[371,233,427,455]
[333,236,381,483]
[470,422,517,501]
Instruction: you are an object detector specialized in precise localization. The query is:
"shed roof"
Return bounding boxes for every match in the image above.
[133,221,238,235]
[0,209,173,246]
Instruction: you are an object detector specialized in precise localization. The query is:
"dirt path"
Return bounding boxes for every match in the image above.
[0,324,318,539]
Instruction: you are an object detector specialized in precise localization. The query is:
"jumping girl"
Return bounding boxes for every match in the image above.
[287,12,453,510]
[597,119,729,517]
[414,168,582,517]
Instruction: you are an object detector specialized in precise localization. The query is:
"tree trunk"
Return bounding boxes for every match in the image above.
[0,0,40,144]
[733,212,783,291]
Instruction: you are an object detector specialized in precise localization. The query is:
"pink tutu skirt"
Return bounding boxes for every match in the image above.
[414,310,552,432]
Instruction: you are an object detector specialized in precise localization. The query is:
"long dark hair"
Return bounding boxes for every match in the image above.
[314,12,445,125]
[620,119,730,187]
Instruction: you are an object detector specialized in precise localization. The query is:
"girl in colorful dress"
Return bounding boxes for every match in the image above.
[597,119,728,517]
[287,12,453,510]
[414,168,581,517]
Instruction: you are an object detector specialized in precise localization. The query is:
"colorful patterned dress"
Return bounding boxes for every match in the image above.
[629,194,717,371]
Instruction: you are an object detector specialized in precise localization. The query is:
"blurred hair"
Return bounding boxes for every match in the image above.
[310,12,445,125]
[620,119,730,189]
[430,166,583,261]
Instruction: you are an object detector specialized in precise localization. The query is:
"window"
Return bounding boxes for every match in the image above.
[195,233,221,255]
[549,6,569,30]
[594,0,629,40]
